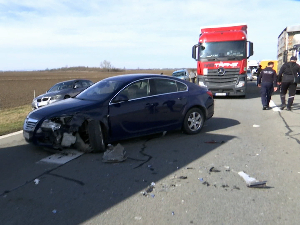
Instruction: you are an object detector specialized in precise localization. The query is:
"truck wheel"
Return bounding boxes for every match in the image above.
[182,108,204,134]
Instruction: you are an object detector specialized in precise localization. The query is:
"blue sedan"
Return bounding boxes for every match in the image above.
[23,74,214,152]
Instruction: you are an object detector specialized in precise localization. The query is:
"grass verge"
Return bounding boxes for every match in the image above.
[0,105,31,136]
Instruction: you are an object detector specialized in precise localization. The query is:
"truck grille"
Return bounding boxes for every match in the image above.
[24,117,39,131]
[204,68,240,85]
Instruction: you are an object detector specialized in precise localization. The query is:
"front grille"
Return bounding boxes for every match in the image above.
[204,68,240,85]
[24,118,39,131]
[37,97,50,102]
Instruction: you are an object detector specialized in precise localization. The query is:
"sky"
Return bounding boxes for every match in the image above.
[0,0,300,71]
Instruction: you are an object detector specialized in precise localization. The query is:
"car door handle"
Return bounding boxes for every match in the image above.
[146,103,158,106]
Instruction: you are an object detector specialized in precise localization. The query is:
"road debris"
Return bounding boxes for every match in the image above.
[202,181,210,186]
[238,171,267,188]
[253,124,260,128]
[34,179,40,185]
[102,143,127,163]
[233,185,240,190]
[209,167,221,172]
[142,182,156,196]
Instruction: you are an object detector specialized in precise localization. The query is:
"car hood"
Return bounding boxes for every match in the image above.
[35,89,72,99]
[28,98,100,120]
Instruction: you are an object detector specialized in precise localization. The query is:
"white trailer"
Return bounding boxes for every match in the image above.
[277,25,300,71]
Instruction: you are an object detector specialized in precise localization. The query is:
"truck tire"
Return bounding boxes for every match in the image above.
[182,108,204,134]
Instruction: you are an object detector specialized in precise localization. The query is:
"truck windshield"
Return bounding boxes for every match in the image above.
[199,40,246,60]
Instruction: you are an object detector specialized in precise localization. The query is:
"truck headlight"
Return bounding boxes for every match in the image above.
[236,81,245,88]
[199,81,207,87]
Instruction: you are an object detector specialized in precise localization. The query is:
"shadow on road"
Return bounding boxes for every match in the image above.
[0,118,239,224]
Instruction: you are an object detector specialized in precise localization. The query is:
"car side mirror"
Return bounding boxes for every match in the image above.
[111,94,129,103]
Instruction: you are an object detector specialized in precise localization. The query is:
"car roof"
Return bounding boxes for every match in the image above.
[55,79,92,84]
[172,69,187,73]
[104,74,178,82]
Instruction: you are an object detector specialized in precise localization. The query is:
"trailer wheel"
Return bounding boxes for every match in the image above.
[182,108,204,134]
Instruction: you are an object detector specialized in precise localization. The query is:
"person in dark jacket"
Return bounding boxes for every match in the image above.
[278,56,300,111]
[256,65,262,86]
[258,61,278,110]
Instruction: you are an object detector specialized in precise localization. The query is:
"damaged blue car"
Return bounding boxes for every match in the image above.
[23,74,214,152]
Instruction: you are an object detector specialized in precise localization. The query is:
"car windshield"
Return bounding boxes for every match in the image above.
[172,71,185,77]
[76,78,124,101]
[48,81,74,92]
[199,40,246,59]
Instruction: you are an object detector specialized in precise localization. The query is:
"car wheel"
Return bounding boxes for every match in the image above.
[64,95,70,99]
[182,108,204,134]
[87,120,106,152]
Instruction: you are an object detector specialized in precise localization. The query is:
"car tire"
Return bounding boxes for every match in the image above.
[87,120,106,152]
[182,108,204,134]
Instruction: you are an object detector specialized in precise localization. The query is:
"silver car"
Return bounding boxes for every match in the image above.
[32,79,93,109]
[172,69,189,81]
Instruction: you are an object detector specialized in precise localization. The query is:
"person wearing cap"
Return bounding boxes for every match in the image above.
[278,56,300,111]
[257,61,278,110]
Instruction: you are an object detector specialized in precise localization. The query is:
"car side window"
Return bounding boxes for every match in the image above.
[119,80,149,100]
[152,79,178,94]
[80,81,91,88]
[74,81,82,88]
[177,82,188,91]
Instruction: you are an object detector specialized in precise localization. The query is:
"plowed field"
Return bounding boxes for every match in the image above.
[0,69,172,110]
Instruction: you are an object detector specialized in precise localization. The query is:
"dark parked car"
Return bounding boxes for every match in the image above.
[32,79,94,109]
[23,74,214,152]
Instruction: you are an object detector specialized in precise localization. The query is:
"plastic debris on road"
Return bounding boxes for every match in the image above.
[34,179,40,185]
[238,171,267,188]
[141,182,156,196]
[102,143,127,163]
[253,124,260,128]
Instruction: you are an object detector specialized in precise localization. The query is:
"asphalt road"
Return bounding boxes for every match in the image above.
[1,81,300,225]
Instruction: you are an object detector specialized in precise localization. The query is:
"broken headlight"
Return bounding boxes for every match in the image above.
[41,119,61,131]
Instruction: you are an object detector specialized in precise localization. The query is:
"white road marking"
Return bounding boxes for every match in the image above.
[0,130,22,139]
[38,149,84,164]
[270,100,281,112]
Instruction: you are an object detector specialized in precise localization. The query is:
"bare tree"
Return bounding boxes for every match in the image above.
[100,60,112,71]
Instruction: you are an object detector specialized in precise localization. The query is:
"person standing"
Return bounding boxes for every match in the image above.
[257,61,278,110]
[189,70,196,83]
[278,56,300,111]
[256,65,262,86]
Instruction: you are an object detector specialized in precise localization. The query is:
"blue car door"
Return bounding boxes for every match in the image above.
[149,78,188,129]
[108,79,159,140]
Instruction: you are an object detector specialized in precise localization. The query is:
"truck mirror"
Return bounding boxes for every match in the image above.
[192,45,198,60]
[247,41,254,58]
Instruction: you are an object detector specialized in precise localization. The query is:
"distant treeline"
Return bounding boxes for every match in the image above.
[43,66,124,72]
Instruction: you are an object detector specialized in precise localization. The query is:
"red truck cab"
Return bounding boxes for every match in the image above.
[192,24,254,97]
